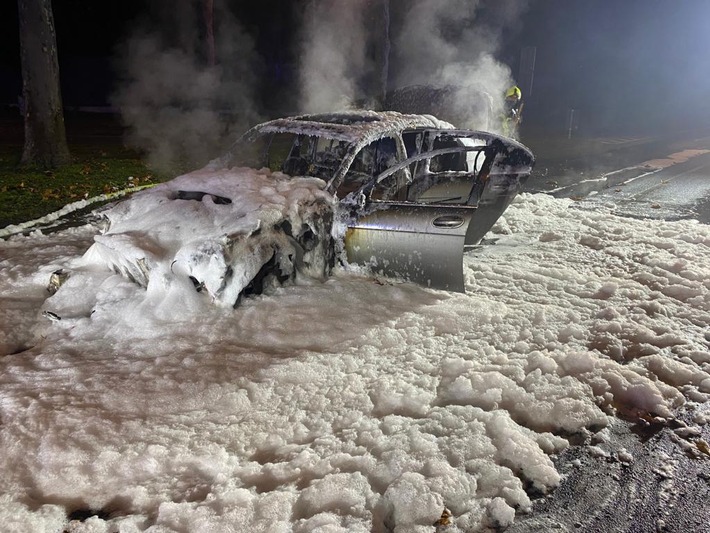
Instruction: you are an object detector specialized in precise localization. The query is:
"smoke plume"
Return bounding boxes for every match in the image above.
[298,0,371,113]
[112,0,261,172]
[114,0,531,170]
[297,0,530,131]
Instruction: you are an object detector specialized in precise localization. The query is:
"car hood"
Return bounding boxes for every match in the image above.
[82,166,335,305]
[99,166,332,235]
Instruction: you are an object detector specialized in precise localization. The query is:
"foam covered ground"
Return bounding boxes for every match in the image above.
[0,193,708,532]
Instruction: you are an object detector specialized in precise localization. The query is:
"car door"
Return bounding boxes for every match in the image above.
[344,202,476,292]
[340,135,479,292]
[343,143,486,292]
[399,130,534,246]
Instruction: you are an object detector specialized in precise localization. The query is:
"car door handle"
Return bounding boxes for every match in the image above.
[432,215,465,228]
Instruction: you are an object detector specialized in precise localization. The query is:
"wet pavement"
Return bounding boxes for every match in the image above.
[508,404,710,533]
[522,127,710,207]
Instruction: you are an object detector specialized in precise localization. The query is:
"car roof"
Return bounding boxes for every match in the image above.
[250,110,453,146]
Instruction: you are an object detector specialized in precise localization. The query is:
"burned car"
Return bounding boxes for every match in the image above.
[55,111,534,308]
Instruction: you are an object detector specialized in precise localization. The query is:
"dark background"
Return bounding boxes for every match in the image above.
[1,0,300,111]
[2,0,710,138]
[505,0,710,136]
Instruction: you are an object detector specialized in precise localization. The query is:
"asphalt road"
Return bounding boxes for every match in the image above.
[508,405,710,533]
[523,130,710,224]
[575,148,710,224]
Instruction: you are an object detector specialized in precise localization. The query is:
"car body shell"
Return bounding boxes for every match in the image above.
[76,111,534,308]
[220,110,535,292]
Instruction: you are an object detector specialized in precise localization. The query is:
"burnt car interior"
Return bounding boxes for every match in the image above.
[333,137,399,198]
[228,125,533,214]
[342,134,533,292]
[366,144,490,205]
[356,133,516,209]
[218,114,534,294]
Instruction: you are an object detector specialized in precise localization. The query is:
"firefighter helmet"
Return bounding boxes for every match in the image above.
[505,86,522,100]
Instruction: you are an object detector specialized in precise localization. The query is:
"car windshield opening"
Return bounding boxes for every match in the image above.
[231,132,350,181]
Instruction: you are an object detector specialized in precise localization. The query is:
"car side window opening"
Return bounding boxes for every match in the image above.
[370,168,409,202]
[280,133,314,176]
[429,137,468,173]
[405,136,488,205]
[336,136,399,199]
[402,131,423,158]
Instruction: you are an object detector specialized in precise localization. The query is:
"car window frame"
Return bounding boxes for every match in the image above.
[327,133,411,199]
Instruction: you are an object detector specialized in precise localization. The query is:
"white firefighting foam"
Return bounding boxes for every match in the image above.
[0,192,708,531]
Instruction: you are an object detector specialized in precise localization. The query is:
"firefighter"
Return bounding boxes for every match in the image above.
[502,85,523,138]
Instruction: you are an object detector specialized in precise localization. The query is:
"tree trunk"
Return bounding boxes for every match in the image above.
[203,0,216,66]
[18,0,70,169]
[365,0,390,109]
[376,0,390,108]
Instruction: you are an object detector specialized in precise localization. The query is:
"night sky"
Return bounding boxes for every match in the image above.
[3,0,710,137]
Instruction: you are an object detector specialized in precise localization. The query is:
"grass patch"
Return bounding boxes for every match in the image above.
[0,143,170,229]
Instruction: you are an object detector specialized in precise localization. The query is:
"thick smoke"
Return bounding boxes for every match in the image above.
[391,0,526,86]
[390,0,530,131]
[114,0,530,170]
[112,0,261,172]
[298,0,530,131]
